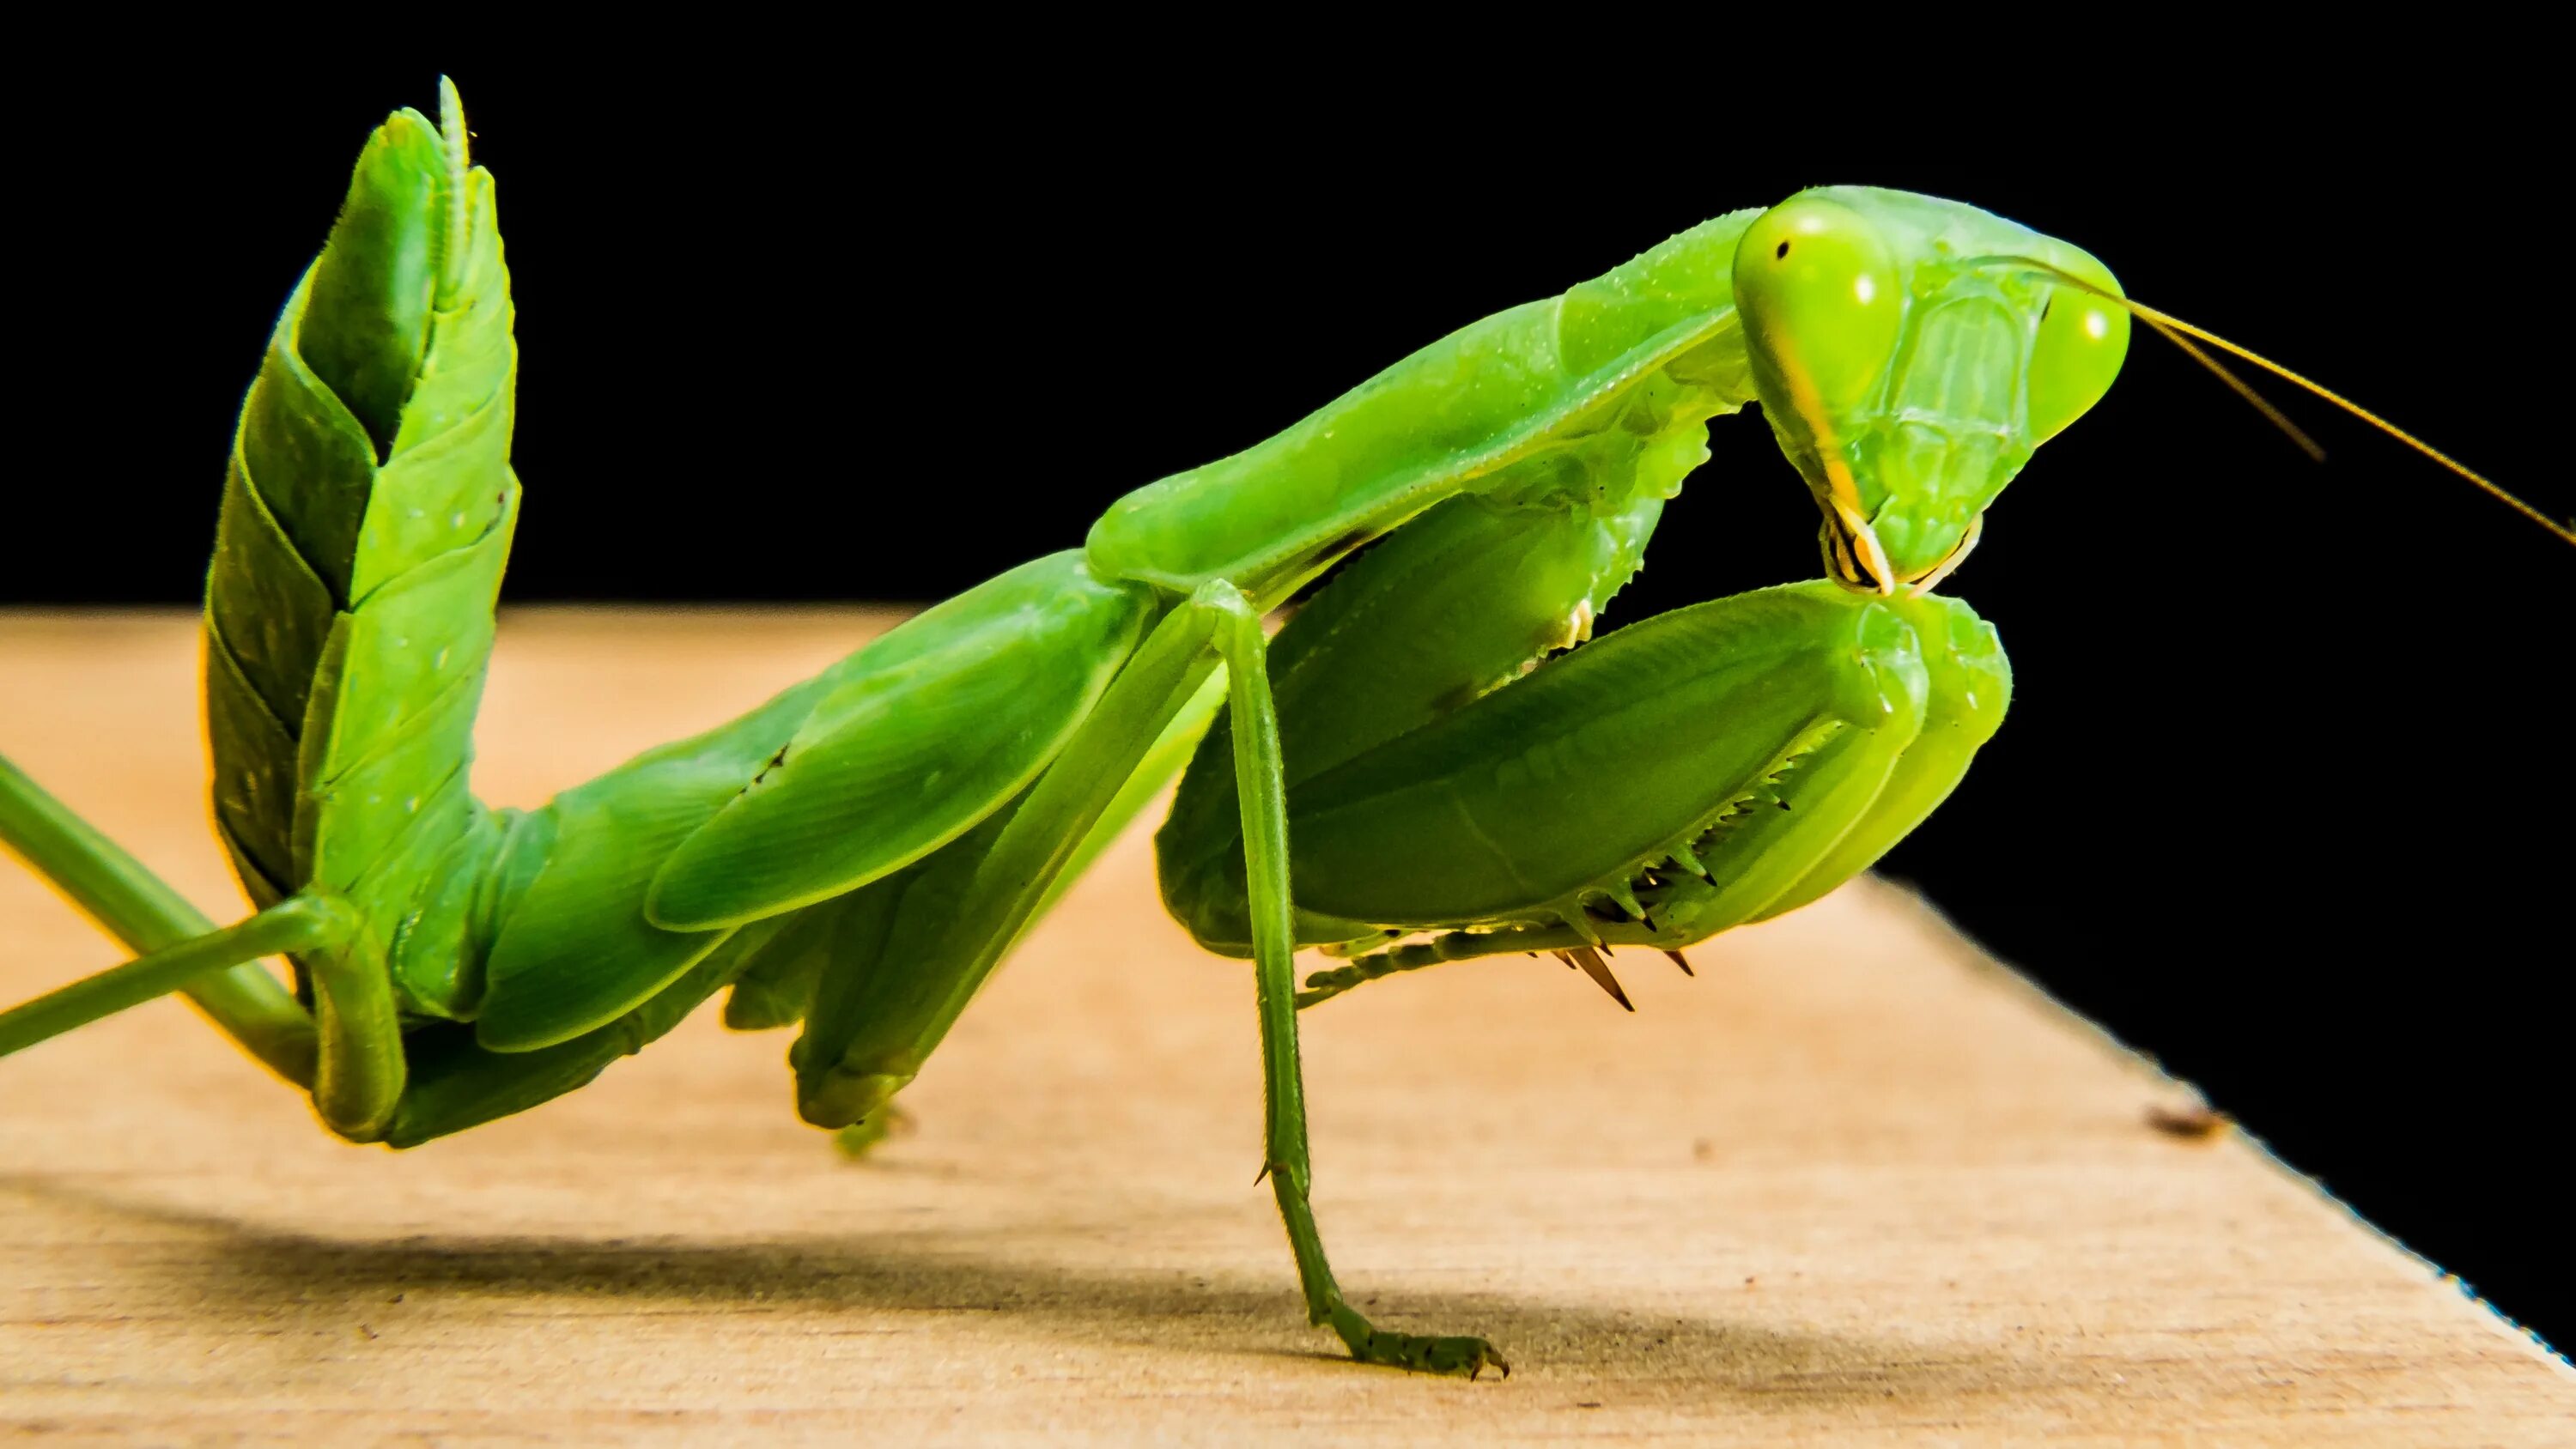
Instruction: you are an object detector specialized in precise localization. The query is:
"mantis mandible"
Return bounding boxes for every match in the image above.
[3,83,2562,1379]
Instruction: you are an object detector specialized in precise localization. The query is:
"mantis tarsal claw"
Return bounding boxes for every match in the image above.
[1326,1302,1510,1379]
[9,84,2544,1374]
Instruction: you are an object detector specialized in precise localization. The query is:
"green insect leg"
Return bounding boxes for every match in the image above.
[1291,922,1593,1009]
[1161,490,1662,952]
[790,595,1224,1128]
[781,582,1503,1373]
[719,895,848,1033]
[1739,591,2010,921]
[1194,584,2009,1012]
[3,752,405,1138]
[0,894,352,1058]
[1206,585,1507,1378]
[0,754,318,1082]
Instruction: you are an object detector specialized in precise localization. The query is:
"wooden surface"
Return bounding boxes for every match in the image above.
[3,609,2566,1446]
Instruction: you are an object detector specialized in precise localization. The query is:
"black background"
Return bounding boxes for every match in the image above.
[9,54,2566,1344]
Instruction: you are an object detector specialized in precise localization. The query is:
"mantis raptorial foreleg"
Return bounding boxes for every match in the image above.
[1292,925,1623,1010]
[1157,577,2008,1016]
[1161,490,1673,955]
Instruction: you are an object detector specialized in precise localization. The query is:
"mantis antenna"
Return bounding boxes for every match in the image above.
[1968,255,2576,548]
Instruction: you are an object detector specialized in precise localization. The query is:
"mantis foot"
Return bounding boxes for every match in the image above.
[830,1104,917,1159]
[1327,1302,1510,1379]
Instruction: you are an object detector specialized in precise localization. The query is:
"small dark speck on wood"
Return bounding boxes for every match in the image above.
[2146,1101,2229,1140]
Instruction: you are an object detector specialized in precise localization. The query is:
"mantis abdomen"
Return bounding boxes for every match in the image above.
[204,85,517,1034]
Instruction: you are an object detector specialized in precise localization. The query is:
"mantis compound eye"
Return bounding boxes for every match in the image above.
[1734,197,1904,419]
[2024,254,2131,442]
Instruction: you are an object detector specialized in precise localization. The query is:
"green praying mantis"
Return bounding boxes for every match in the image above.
[4,83,2566,1379]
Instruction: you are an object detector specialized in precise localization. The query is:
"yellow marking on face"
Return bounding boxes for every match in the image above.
[1903,513,1984,597]
[1762,322,1897,596]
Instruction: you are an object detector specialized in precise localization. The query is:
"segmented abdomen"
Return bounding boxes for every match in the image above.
[202,85,517,1017]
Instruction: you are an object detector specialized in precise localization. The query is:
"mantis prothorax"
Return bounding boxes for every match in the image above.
[3,83,2561,1379]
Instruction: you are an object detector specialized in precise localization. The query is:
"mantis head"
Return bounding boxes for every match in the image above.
[1734,186,2129,594]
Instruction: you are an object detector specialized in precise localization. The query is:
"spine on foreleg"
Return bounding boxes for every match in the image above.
[202,82,517,1021]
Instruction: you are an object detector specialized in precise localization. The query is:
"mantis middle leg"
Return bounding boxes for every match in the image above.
[786,580,1507,1374]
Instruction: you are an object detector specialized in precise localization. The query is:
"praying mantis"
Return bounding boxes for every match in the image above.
[3,83,2564,1380]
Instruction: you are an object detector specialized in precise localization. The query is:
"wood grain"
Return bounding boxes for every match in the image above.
[3,609,2565,1446]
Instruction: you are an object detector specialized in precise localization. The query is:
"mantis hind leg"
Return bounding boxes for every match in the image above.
[0,894,349,1058]
[0,755,319,1081]
[3,753,460,1139]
